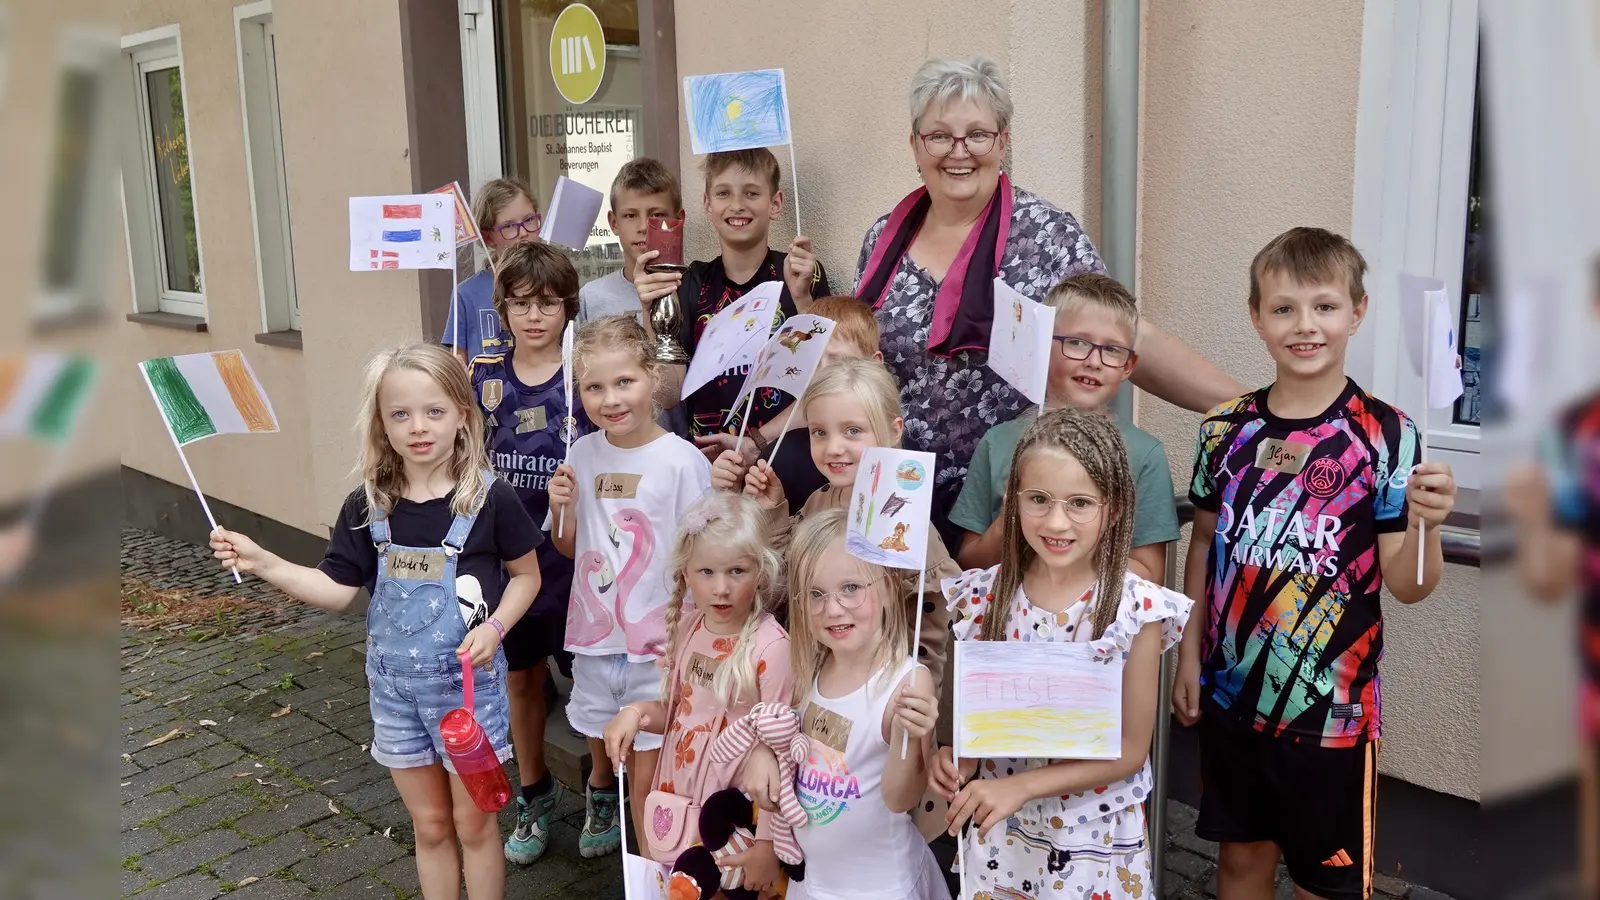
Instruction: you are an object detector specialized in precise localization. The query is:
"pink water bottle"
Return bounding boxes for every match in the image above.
[439,652,512,813]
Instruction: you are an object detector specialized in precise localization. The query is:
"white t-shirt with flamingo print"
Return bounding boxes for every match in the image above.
[560,430,712,662]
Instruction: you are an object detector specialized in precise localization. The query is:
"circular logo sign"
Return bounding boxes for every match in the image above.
[549,4,606,105]
[1301,457,1348,499]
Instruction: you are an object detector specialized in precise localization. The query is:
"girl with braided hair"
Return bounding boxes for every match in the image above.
[601,491,792,892]
[931,407,1192,900]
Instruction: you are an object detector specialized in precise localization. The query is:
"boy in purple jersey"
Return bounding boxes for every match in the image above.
[1506,261,1600,898]
[1173,228,1457,900]
[468,243,590,866]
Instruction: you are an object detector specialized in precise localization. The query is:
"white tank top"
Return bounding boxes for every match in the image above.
[793,658,929,900]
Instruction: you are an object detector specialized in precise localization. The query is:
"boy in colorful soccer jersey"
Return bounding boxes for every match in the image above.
[1172,227,1457,900]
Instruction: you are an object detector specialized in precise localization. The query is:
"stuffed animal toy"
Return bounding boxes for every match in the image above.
[667,789,759,900]
[667,702,811,900]
[708,701,809,865]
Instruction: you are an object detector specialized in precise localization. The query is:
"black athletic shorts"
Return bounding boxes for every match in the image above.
[1196,711,1380,900]
[502,610,571,673]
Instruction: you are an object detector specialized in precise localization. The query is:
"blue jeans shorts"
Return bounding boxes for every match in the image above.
[366,646,512,773]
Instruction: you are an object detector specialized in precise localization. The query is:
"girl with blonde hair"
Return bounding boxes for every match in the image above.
[601,491,793,891]
[211,342,544,900]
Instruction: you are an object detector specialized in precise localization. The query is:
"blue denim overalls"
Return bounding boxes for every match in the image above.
[364,475,511,772]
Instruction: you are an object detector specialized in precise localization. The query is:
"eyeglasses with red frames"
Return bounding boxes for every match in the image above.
[495,213,543,242]
[917,130,1001,158]
[1052,335,1136,369]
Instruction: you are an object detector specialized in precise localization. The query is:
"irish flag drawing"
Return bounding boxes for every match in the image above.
[0,353,97,443]
[139,350,279,446]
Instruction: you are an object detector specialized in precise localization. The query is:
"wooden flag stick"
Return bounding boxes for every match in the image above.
[1417,289,1430,586]
[763,400,804,466]
[901,553,927,760]
[786,142,803,236]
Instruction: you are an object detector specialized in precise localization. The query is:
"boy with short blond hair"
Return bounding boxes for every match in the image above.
[578,158,684,325]
[1175,226,1457,900]
[951,273,1179,580]
[633,147,831,443]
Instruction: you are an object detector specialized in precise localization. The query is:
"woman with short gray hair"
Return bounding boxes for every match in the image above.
[855,56,1240,541]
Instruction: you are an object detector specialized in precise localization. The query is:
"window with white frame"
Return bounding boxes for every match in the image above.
[1349,0,1482,494]
[120,27,205,318]
[235,3,299,334]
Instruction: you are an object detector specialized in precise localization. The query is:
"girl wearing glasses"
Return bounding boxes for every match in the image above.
[931,407,1191,900]
[444,178,545,364]
[738,358,957,702]
[769,507,949,900]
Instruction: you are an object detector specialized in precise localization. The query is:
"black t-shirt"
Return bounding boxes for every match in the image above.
[765,426,826,517]
[318,480,541,614]
[676,250,832,438]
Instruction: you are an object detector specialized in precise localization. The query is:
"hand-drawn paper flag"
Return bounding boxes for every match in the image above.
[953,641,1124,760]
[683,69,793,155]
[1398,273,1466,410]
[726,314,836,423]
[845,446,937,570]
[139,350,280,446]
[987,278,1054,406]
[349,193,456,271]
[0,353,97,443]
[430,182,480,247]
[681,281,784,399]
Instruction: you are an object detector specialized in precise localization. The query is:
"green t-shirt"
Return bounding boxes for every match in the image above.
[949,411,1181,550]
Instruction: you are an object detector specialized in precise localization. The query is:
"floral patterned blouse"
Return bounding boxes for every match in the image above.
[854,186,1105,518]
[942,565,1192,828]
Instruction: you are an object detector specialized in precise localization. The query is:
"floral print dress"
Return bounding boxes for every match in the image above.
[942,566,1192,900]
[854,187,1105,524]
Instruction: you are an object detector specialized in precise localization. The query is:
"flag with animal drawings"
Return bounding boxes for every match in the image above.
[845,446,937,570]
[724,314,835,424]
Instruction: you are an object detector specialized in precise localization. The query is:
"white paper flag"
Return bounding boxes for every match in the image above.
[986,278,1054,406]
[680,281,784,399]
[845,447,937,570]
[349,194,456,271]
[726,314,836,423]
[1398,274,1465,410]
[540,176,605,251]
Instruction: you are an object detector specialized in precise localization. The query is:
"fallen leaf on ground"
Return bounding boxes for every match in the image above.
[269,705,292,718]
[131,687,154,699]
[143,728,185,747]
[163,694,192,706]
[237,877,260,887]
[255,779,279,787]
[198,719,218,727]
[254,762,263,768]
[359,743,369,752]
[304,652,324,660]
[233,772,252,778]
[320,779,337,785]
[383,827,392,838]
[327,800,339,814]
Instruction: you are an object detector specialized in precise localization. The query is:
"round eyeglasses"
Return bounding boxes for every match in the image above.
[917,130,1000,158]
[1015,490,1106,523]
[506,295,567,317]
[806,577,882,611]
[1052,336,1136,369]
[495,213,543,242]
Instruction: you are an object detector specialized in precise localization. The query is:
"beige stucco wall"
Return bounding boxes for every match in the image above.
[116,0,425,537]
[1137,0,1478,799]
[673,0,1105,280]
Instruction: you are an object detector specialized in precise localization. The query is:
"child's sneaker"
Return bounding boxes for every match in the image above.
[578,784,621,858]
[504,780,561,865]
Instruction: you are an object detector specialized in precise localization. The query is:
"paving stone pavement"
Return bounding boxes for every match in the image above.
[120,527,1447,899]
